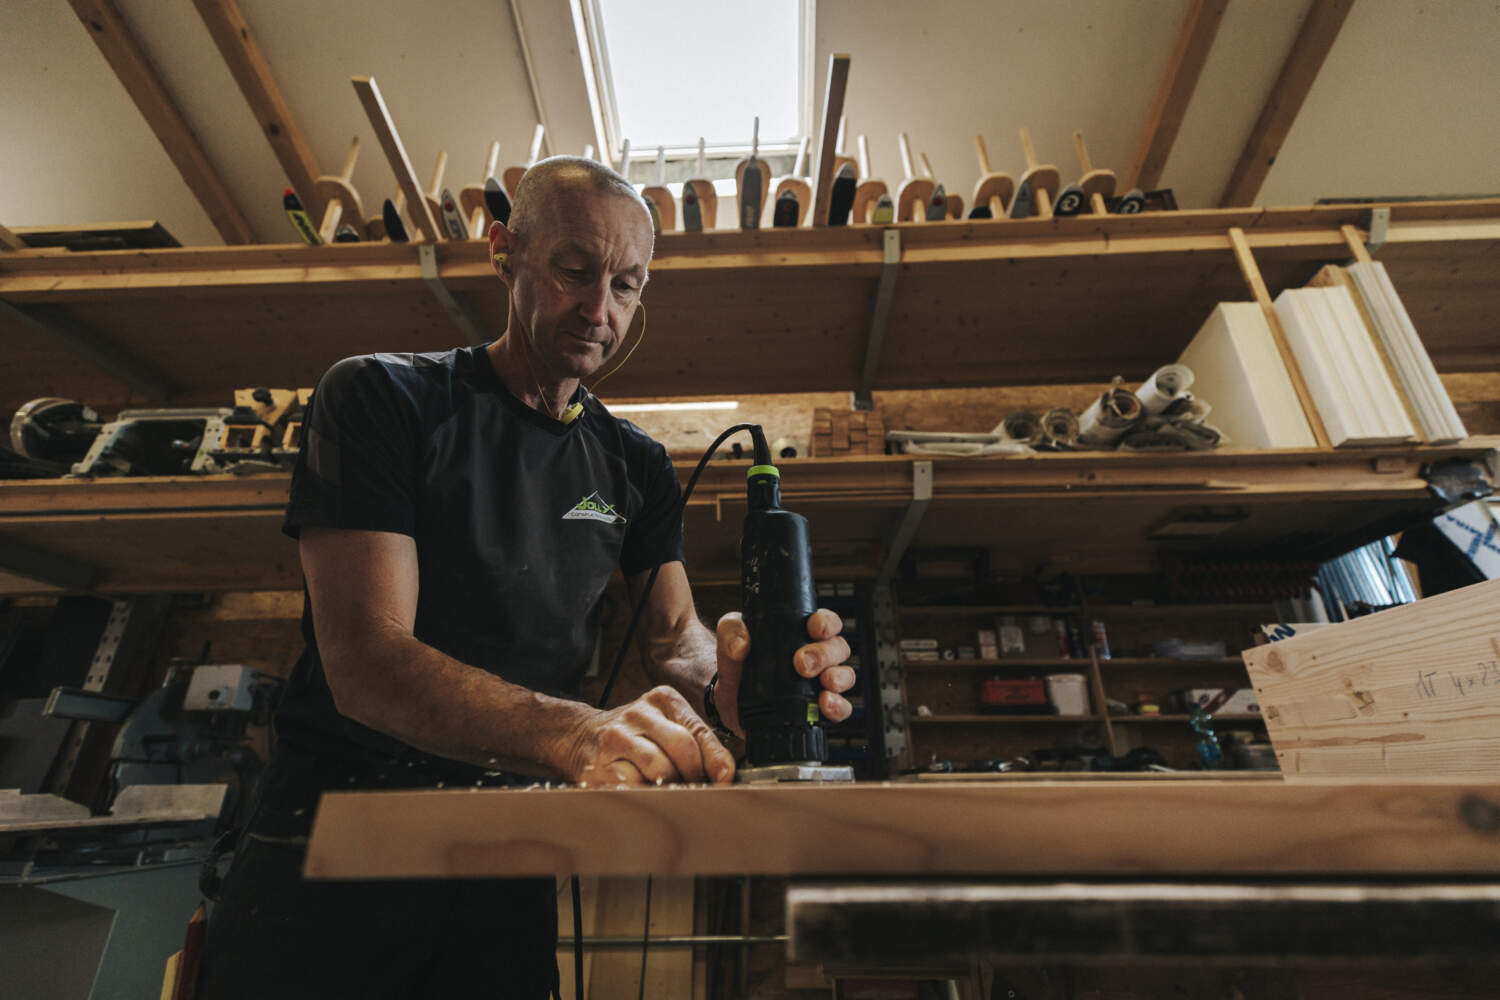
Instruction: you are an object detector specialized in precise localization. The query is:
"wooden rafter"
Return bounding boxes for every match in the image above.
[66,0,255,244]
[1123,0,1229,192]
[1219,0,1356,207]
[0,224,24,251]
[192,0,322,212]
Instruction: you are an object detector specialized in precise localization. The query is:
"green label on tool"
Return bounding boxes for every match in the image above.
[806,702,819,724]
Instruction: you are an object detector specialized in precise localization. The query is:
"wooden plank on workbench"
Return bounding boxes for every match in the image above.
[1244,579,1500,780]
[303,780,1500,879]
[65,0,255,244]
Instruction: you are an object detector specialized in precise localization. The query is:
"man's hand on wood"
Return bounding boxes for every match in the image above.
[564,685,735,786]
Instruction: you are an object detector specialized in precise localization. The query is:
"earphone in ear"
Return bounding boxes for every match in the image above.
[492,252,509,267]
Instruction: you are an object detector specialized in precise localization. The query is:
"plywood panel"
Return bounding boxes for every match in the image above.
[1243,579,1500,781]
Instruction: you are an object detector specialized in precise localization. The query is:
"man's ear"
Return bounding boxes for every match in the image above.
[488,220,515,280]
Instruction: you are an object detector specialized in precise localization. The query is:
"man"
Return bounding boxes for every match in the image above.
[198,157,856,998]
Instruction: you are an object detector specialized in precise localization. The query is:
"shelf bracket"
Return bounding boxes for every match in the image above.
[1364,207,1389,255]
[870,583,910,769]
[854,229,902,411]
[1,300,171,401]
[877,459,932,584]
[418,244,488,347]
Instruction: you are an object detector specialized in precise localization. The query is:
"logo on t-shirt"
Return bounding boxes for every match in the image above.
[563,491,627,525]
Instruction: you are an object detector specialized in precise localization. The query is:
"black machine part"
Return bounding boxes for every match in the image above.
[10,397,103,463]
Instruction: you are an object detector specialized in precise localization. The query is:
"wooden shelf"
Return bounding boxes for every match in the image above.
[902,658,1089,669]
[910,714,1104,725]
[899,605,1080,616]
[1110,714,1265,723]
[1,440,1495,594]
[1097,657,1249,667]
[2,201,1496,418]
[1085,603,1277,615]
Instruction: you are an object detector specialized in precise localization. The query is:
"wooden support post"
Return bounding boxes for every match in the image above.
[66,0,255,244]
[351,76,442,243]
[1123,0,1229,192]
[1218,0,1356,207]
[1340,223,1375,265]
[810,54,852,228]
[192,0,323,213]
[1227,226,1333,448]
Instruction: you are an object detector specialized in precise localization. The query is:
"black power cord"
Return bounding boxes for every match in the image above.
[569,422,768,1000]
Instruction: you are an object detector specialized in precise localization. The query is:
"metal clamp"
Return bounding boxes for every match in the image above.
[1365,206,1390,255]
[418,244,488,346]
[877,460,932,584]
[855,229,902,410]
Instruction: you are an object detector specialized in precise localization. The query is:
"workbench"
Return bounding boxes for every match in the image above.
[304,777,1500,975]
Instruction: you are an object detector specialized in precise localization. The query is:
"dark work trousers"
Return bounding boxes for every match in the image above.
[197,741,560,1000]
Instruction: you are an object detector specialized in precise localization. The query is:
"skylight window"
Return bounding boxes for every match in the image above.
[580,0,810,167]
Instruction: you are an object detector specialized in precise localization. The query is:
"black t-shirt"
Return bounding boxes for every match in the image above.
[277,345,684,766]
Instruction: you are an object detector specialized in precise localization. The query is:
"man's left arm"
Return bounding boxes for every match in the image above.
[627,561,857,738]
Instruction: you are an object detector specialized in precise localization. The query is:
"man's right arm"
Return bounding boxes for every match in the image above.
[300,525,732,785]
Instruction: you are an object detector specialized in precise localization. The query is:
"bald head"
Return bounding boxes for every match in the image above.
[508,155,650,251]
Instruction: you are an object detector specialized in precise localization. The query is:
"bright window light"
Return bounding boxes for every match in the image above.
[608,400,741,413]
[585,0,809,157]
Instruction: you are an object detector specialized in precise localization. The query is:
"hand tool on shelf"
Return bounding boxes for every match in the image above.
[771,136,811,227]
[1010,127,1061,219]
[460,140,503,236]
[852,134,892,224]
[1071,129,1116,216]
[365,187,403,240]
[438,186,468,240]
[312,136,367,242]
[895,132,936,222]
[382,196,409,243]
[641,145,674,233]
[735,117,770,230]
[422,150,450,237]
[502,123,545,198]
[682,137,716,232]
[282,188,320,244]
[352,76,442,242]
[828,161,856,226]
[919,152,960,219]
[969,133,1014,219]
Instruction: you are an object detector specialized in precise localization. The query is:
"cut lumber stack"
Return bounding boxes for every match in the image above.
[1176,303,1317,449]
[1343,261,1469,443]
[1273,285,1417,447]
[811,408,886,457]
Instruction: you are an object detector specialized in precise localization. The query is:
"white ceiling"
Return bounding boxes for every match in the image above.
[2,0,1497,248]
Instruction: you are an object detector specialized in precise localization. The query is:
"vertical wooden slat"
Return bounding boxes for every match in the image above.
[1227,226,1333,448]
[1218,0,1357,207]
[810,54,852,228]
[1123,0,1230,192]
[66,0,256,244]
[192,0,323,212]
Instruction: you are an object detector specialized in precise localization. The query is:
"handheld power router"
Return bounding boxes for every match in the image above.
[734,429,853,784]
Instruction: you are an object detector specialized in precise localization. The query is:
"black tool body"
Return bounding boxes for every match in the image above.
[738,467,825,766]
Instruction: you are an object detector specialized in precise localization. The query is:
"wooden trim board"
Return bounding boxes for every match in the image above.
[304,779,1500,879]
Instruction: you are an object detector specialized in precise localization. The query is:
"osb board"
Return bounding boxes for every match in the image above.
[303,780,1500,879]
[1243,579,1500,780]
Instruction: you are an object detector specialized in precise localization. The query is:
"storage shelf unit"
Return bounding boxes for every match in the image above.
[1,201,1496,419]
[1,439,1495,595]
[910,715,1105,725]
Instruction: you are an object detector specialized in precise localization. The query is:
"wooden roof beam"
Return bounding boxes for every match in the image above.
[1123,0,1229,193]
[1218,0,1356,207]
[192,0,323,213]
[66,0,255,244]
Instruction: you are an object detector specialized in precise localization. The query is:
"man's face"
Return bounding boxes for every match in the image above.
[506,188,653,382]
